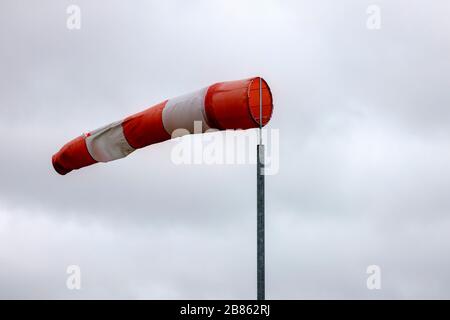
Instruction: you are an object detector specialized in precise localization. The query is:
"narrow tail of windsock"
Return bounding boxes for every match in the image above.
[52,77,273,175]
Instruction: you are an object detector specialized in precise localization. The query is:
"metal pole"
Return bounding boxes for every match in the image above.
[257,77,265,300]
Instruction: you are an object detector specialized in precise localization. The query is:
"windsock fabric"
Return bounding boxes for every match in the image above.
[52,77,273,175]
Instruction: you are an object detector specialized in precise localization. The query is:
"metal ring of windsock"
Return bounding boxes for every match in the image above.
[52,77,273,175]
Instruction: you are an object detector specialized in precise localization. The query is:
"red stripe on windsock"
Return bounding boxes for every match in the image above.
[204,77,273,130]
[52,135,97,175]
[122,100,171,149]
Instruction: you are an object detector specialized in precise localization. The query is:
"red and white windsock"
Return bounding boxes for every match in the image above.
[52,77,273,175]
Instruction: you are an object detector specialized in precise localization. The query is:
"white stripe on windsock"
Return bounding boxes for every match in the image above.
[162,87,210,137]
[85,121,135,162]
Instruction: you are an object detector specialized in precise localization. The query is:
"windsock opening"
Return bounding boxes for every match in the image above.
[248,77,273,127]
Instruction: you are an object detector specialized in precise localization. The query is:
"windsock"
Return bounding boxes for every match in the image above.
[52,77,273,175]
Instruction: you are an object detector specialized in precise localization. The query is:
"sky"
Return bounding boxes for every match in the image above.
[1,0,450,299]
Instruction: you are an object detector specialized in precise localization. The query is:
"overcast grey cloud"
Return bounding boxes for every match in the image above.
[1,0,450,299]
